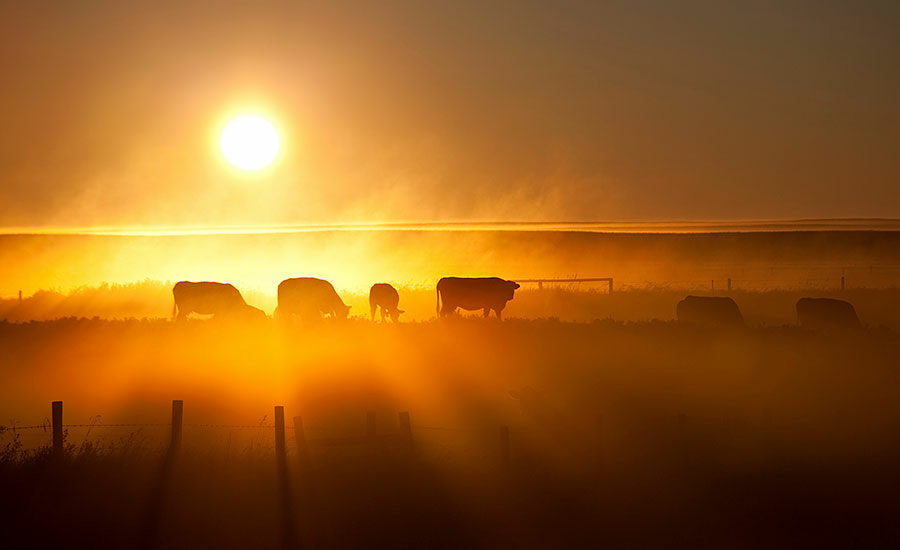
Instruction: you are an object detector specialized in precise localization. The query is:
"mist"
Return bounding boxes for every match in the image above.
[3,1,900,228]
[4,1,900,547]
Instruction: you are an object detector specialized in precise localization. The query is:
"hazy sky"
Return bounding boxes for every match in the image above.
[1,0,898,227]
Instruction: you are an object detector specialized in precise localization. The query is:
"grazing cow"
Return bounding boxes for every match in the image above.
[796,297,861,329]
[676,295,744,327]
[369,283,404,322]
[436,277,520,319]
[172,281,266,321]
[275,277,351,320]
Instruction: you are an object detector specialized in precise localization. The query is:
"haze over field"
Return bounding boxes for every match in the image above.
[3,1,900,230]
[4,2,900,548]
[3,227,900,299]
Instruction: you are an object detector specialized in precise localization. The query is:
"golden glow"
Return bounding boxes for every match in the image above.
[220,115,280,170]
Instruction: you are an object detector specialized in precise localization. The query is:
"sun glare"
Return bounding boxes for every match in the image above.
[220,115,280,171]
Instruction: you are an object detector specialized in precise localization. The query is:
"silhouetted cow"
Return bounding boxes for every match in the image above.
[275,277,351,320]
[676,295,744,327]
[796,297,861,329]
[172,281,266,321]
[436,277,520,319]
[369,283,404,322]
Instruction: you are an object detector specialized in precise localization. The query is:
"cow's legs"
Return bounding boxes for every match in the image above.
[299,306,319,321]
[370,303,376,321]
[483,308,490,318]
[440,303,455,317]
[494,308,502,320]
[380,308,386,323]
[274,306,291,322]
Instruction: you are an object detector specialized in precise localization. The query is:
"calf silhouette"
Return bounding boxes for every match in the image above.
[369,283,404,322]
[676,295,744,327]
[796,297,861,329]
[172,281,266,321]
[436,277,520,319]
[275,277,351,320]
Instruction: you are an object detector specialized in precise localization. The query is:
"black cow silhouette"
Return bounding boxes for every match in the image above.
[172,281,266,321]
[796,297,861,329]
[436,277,520,319]
[369,283,404,322]
[275,277,351,320]
[676,295,744,327]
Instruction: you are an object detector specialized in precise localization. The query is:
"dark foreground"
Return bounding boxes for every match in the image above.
[2,437,899,548]
[2,318,900,547]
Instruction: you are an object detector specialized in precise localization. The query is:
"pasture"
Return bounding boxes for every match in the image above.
[2,315,900,547]
[3,230,900,547]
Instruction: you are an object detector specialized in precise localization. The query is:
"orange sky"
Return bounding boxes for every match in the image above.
[1,0,899,228]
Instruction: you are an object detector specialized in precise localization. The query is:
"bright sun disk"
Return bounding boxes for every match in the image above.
[220,115,280,170]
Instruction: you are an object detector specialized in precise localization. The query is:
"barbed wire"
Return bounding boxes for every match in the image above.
[185,424,276,429]
[0,425,49,431]
[1,422,474,434]
[411,424,476,433]
[0,423,276,431]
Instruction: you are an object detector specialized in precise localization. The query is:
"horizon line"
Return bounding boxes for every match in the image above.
[2,218,900,236]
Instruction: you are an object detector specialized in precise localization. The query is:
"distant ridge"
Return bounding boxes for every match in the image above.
[2,219,900,236]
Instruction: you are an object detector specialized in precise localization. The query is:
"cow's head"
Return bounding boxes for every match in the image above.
[242,305,268,321]
[506,280,521,300]
[337,304,352,319]
[389,308,405,322]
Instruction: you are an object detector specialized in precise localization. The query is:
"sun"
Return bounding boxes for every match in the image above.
[220,115,280,170]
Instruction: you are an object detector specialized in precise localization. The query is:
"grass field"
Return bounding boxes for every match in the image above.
[3,229,900,546]
[5,281,900,327]
[2,316,900,547]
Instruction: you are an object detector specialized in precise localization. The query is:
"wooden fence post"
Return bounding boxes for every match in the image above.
[841,276,846,290]
[293,416,310,470]
[18,290,22,305]
[727,278,732,292]
[51,401,63,454]
[273,406,296,549]
[275,406,286,459]
[500,425,510,468]
[711,279,715,291]
[608,278,613,294]
[170,400,183,453]
[398,411,413,455]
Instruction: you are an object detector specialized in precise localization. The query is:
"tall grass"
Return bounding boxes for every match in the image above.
[1,317,899,547]
[4,280,900,328]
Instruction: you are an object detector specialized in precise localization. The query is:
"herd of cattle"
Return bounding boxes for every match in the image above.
[172,276,521,322]
[172,277,862,329]
[676,295,861,329]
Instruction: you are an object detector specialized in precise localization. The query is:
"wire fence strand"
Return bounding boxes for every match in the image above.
[2,422,477,435]
[0,423,278,431]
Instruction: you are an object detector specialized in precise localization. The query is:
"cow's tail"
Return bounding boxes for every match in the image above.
[435,282,441,317]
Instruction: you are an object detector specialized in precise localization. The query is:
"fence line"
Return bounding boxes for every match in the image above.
[512,274,895,293]
[1,424,484,435]
[2,423,501,436]
[1,423,276,430]
[516,277,613,293]
[0,400,516,467]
